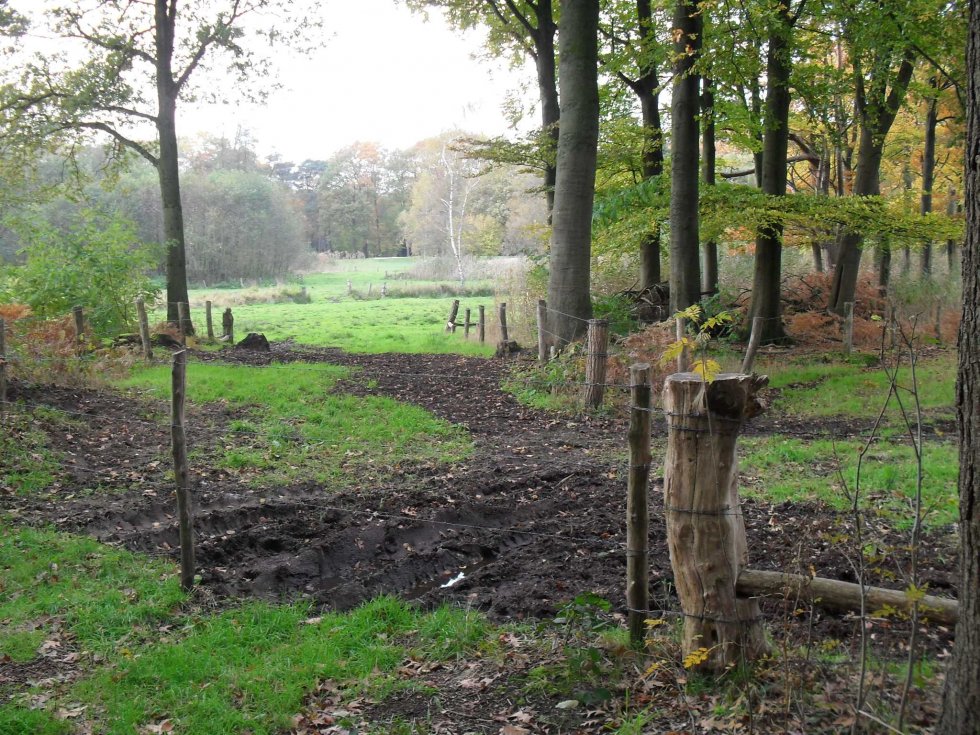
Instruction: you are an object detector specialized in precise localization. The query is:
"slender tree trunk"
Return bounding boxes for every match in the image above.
[829,51,915,314]
[748,5,794,343]
[156,0,192,334]
[751,79,764,188]
[939,3,980,726]
[635,0,664,291]
[546,0,599,345]
[948,187,960,269]
[920,83,938,278]
[669,0,702,312]
[701,77,718,297]
[533,2,560,218]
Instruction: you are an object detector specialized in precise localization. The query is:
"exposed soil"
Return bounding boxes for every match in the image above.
[0,343,960,732]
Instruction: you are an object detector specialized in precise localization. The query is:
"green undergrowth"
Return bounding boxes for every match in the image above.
[0,527,493,735]
[740,435,958,528]
[760,353,955,418]
[115,361,472,486]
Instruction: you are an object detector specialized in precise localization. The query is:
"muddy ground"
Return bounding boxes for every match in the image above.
[0,343,961,731]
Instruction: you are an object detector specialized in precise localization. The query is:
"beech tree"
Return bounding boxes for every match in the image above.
[546,0,600,345]
[0,0,317,334]
[669,0,703,311]
[938,0,979,727]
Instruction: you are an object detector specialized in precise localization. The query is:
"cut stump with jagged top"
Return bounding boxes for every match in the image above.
[662,372,769,670]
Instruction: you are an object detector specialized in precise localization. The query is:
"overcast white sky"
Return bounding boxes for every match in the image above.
[183,0,533,163]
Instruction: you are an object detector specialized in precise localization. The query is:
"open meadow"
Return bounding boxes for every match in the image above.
[0,257,963,734]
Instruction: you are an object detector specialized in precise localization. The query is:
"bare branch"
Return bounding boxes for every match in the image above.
[76,121,158,166]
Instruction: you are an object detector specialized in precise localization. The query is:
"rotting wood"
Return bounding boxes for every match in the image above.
[205,300,215,341]
[627,363,652,646]
[537,300,548,364]
[170,349,195,591]
[446,299,460,332]
[663,372,770,670]
[736,569,958,626]
[136,298,153,361]
[741,316,764,374]
[177,302,189,346]
[584,319,610,409]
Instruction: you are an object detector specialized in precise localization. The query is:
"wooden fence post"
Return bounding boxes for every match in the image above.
[464,308,472,339]
[498,302,508,342]
[843,302,854,353]
[136,298,153,361]
[382,282,388,298]
[663,372,769,671]
[205,300,215,341]
[72,306,85,349]
[934,300,943,343]
[222,308,234,344]
[446,299,460,332]
[536,299,548,364]
[478,305,486,343]
[177,302,189,346]
[741,316,764,374]
[347,280,353,295]
[583,319,610,409]
[0,317,7,416]
[171,349,195,591]
[627,363,652,647]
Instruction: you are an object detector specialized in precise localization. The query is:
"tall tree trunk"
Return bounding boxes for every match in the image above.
[533,2,560,218]
[747,4,794,344]
[546,0,599,345]
[920,81,938,277]
[156,0,192,335]
[635,0,664,290]
[669,0,702,312]
[829,51,915,314]
[701,77,718,297]
[939,2,980,727]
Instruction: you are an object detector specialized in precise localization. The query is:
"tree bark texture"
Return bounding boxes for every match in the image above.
[156,0,193,334]
[533,1,559,218]
[669,0,702,312]
[546,0,600,346]
[662,373,769,671]
[635,0,664,290]
[701,77,718,297]
[939,1,980,727]
[747,5,794,344]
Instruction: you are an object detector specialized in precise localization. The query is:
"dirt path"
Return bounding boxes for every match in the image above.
[1,345,959,642]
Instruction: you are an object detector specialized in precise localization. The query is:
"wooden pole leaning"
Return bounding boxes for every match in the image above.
[662,372,770,671]
[536,299,548,364]
[136,298,153,361]
[583,319,610,409]
[741,316,764,374]
[626,363,652,647]
[170,349,195,591]
[446,299,460,332]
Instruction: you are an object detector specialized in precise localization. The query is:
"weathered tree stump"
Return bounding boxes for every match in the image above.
[235,333,271,351]
[662,372,769,670]
[222,308,234,344]
[446,299,460,332]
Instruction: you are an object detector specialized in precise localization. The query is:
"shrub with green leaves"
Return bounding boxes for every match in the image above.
[0,207,160,335]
